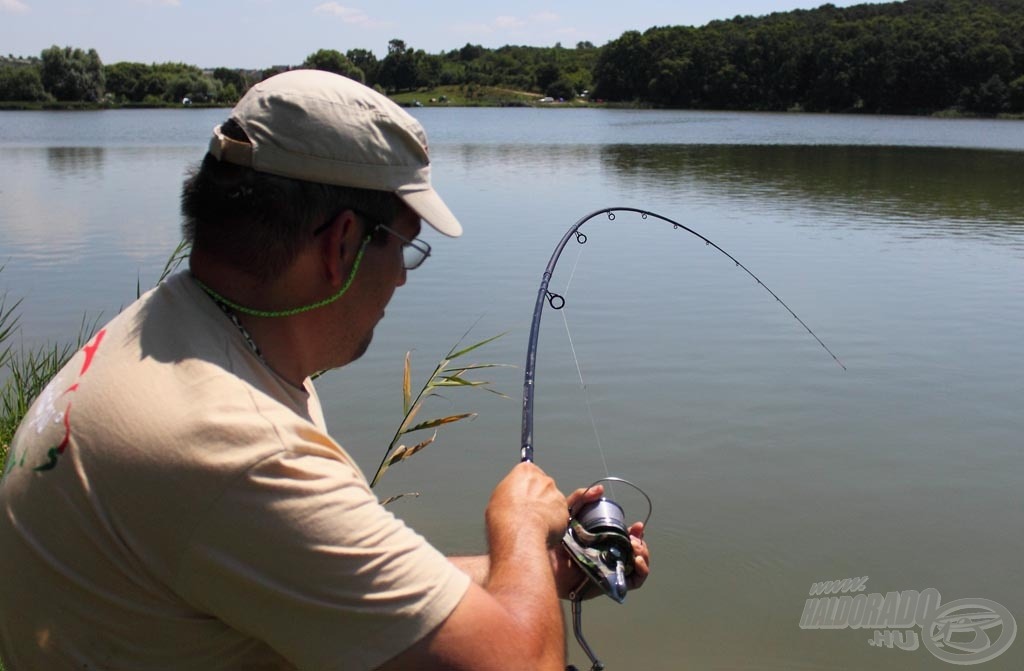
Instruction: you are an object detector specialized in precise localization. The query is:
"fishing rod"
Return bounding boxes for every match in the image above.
[520,207,844,671]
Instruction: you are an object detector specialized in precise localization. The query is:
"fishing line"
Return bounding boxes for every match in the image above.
[520,207,845,671]
[559,305,613,488]
[559,237,614,489]
[522,207,845,460]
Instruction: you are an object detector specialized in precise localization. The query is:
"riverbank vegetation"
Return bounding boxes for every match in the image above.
[1,0,1023,115]
[593,0,1024,114]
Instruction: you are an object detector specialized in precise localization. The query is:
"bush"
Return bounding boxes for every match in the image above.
[546,78,575,100]
[0,65,50,102]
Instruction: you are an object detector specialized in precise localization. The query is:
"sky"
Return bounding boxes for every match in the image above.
[1,0,894,69]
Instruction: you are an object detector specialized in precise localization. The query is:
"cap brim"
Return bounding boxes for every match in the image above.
[400,187,463,238]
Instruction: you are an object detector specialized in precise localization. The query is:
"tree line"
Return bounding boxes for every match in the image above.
[2,0,1023,114]
[0,40,597,106]
[592,0,1024,114]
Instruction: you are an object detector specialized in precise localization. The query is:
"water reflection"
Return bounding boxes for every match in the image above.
[600,145,1024,241]
[45,146,106,176]
[4,112,1024,671]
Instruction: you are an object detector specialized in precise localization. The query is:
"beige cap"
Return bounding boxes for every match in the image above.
[208,69,462,237]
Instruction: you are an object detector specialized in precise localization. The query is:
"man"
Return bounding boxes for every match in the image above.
[0,70,648,669]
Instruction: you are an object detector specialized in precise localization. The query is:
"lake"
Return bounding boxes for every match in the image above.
[2,108,1023,670]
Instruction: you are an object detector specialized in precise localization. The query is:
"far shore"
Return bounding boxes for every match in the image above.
[3,99,1022,121]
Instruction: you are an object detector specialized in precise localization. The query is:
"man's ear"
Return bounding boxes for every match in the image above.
[318,209,363,287]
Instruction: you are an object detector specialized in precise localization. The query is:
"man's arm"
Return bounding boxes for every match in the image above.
[448,555,489,585]
[376,462,568,671]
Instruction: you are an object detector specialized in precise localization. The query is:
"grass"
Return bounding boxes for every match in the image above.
[388,84,595,108]
[0,273,98,467]
[0,236,183,470]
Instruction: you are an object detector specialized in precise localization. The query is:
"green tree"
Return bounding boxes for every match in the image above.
[346,48,379,86]
[39,45,104,102]
[104,61,149,102]
[966,74,1010,113]
[1009,75,1024,112]
[303,49,365,83]
[378,39,418,92]
[212,67,251,100]
[591,31,651,101]
[534,62,562,93]
[0,65,49,102]
[415,51,442,89]
[261,66,288,82]
[545,77,575,100]
[458,43,485,62]
[591,0,1024,113]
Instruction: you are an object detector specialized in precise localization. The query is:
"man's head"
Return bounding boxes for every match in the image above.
[182,69,460,280]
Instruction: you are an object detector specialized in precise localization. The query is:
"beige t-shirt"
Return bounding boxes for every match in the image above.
[0,272,469,670]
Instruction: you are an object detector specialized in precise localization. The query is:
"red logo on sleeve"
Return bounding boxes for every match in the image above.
[33,329,107,472]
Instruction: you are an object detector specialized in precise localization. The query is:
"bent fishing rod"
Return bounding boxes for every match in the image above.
[520,207,844,671]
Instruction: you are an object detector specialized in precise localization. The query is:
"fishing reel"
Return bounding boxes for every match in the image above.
[564,477,652,671]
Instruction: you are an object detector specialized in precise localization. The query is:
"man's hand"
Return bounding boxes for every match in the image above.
[486,461,569,550]
[551,483,651,600]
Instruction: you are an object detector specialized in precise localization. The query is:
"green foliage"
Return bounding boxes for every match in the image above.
[389,84,543,107]
[40,45,104,102]
[378,39,419,92]
[104,61,228,104]
[10,2,1024,114]
[0,65,50,102]
[1,282,23,463]
[592,0,1024,114]
[546,77,577,100]
[303,49,365,83]
[346,48,379,86]
[1011,75,1024,110]
[0,271,97,466]
[212,67,251,96]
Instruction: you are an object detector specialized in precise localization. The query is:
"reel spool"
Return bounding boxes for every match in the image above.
[563,478,652,671]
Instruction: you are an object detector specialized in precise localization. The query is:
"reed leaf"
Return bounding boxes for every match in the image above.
[447,331,507,360]
[369,331,510,490]
[402,351,412,416]
[379,492,421,506]
[158,239,191,284]
[404,413,476,434]
[0,292,21,369]
[386,431,438,466]
[433,377,486,387]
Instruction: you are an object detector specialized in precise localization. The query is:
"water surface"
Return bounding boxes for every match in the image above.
[2,109,1022,669]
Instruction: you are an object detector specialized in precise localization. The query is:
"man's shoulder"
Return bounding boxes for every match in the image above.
[16,270,329,478]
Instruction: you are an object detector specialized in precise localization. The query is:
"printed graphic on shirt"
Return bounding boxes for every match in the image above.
[1,329,106,479]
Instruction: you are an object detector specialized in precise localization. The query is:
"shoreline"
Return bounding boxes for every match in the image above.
[2,100,1021,121]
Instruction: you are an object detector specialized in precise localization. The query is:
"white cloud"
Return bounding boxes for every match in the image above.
[133,0,181,7]
[451,21,494,35]
[493,15,526,29]
[454,12,563,36]
[530,11,559,23]
[1,0,30,14]
[312,2,387,27]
